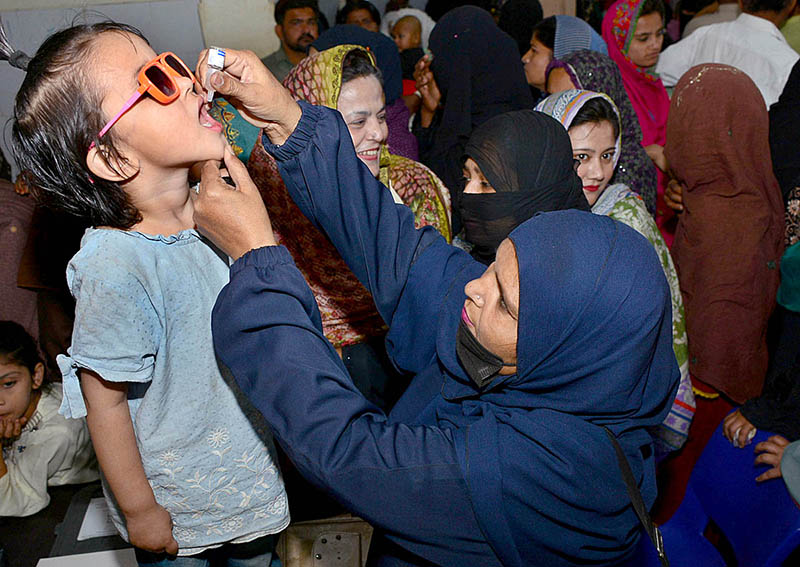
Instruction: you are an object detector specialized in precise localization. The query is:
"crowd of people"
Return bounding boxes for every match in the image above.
[1,0,800,564]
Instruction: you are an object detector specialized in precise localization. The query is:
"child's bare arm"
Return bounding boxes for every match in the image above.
[80,369,178,554]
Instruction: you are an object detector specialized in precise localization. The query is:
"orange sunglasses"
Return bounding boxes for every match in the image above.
[94,52,196,142]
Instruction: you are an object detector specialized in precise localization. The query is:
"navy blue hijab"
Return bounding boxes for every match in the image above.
[435,210,679,565]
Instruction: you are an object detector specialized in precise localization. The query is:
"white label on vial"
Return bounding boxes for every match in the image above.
[206,47,226,102]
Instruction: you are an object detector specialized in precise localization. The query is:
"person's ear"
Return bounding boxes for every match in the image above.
[86,144,138,183]
[275,24,285,44]
[31,362,45,390]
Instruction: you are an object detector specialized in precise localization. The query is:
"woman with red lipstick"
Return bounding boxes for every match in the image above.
[603,0,675,245]
[538,88,693,457]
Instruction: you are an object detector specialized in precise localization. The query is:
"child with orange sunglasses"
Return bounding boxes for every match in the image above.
[7,22,289,566]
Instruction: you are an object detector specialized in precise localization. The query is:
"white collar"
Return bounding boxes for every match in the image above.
[737,12,783,37]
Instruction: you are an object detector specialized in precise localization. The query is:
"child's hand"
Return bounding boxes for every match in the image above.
[193,147,277,260]
[195,47,301,146]
[723,410,756,448]
[665,178,684,212]
[0,415,27,444]
[125,503,179,555]
[754,435,791,482]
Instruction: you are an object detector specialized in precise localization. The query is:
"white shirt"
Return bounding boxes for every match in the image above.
[656,13,799,107]
[682,3,741,37]
[0,384,99,517]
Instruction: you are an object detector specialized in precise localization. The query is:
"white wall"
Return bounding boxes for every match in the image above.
[0,0,283,177]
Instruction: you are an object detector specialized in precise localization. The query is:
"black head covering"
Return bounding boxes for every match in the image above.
[312,25,402,103]
[425,0,493,21]
[425,6,534,233]
[460,110,589,264]
[769,60,800,200]
[497,0,544,55]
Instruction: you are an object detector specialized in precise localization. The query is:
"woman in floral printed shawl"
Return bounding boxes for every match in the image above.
[211,45,451,410]
[537,88,694,457]
[546,49,657,216]
[602,0,674,243]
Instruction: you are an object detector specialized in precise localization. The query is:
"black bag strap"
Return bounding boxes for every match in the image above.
[602,427,669,567]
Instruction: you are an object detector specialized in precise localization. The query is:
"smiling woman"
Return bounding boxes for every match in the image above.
[282,45,451,236]
[214,44,451,412]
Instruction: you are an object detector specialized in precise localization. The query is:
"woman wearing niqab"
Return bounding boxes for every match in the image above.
[415,6,533,233]
[459,109,589,264]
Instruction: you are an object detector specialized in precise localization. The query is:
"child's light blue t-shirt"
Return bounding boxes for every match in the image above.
[57,228,289,552]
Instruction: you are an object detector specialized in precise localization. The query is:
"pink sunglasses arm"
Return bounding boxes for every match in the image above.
[95,88,146,141]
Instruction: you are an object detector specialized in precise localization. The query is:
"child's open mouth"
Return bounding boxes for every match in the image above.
[199,100,223,133]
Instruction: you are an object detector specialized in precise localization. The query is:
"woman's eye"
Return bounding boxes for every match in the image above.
[350,120,365,127]
[1,380,16,389]
[602,152,614,161]
[378,113,387,123]
[575,154,588,161]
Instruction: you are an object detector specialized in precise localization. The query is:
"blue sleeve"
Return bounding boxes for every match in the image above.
[263,102,480,374]
[212,246,494,563]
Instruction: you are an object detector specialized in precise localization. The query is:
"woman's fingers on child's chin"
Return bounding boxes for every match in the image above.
[222,150,255,192]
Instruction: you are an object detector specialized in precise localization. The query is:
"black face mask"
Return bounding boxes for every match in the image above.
[456,319,515,388]
[459,194,522,265]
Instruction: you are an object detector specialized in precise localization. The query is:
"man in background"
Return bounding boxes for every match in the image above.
[262,0,320,82]
[657,0,798,106]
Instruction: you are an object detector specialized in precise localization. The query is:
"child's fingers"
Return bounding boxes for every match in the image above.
[769,435,790,448]
[756,466,782,483]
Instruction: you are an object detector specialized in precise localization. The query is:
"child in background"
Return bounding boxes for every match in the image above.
[391,15,422,52]
[391,16,425,115]
[8,22,288,564]
[0,321,98,517]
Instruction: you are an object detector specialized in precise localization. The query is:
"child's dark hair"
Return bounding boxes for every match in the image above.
[532,16,556,51]
[341,48,384,87]
[11,22,149,229]
[570,96,620,141]
[0,321,42,374]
